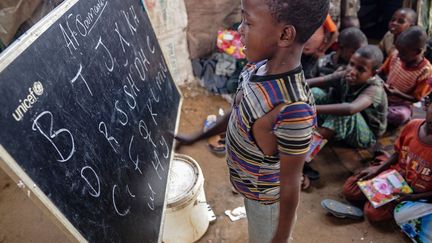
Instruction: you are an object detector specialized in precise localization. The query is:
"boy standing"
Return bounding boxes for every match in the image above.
[380,26,432,128]
[176,0,329,242]
[307,45,387,148]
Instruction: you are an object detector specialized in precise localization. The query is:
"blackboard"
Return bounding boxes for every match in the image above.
[0,0,181,242]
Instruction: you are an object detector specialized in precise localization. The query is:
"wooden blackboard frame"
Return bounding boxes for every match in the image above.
[0,0,183,242]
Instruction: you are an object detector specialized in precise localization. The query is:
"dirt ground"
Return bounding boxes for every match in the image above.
[0,84,411,243]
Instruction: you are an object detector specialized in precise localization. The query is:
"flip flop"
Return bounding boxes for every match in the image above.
[321,199,363,220]
[207,132,226,156]
[303,163,320,181]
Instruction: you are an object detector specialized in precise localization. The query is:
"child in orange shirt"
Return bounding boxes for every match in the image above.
[380,26,432,127]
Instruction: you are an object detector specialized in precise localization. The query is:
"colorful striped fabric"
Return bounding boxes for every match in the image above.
[381,52,432,103]
[226,61,316,203]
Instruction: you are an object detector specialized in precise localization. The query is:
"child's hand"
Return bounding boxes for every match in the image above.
[383,83,395,95]
[395,192,417,202]
[356,166,380,181]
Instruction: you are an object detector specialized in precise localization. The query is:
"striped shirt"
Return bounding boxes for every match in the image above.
[381,52,432,104]
[226,61,316,204]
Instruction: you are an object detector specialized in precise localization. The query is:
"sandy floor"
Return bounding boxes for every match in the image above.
[0,84,411,243]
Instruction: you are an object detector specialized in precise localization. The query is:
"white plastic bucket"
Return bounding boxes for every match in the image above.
[162,154,209,243]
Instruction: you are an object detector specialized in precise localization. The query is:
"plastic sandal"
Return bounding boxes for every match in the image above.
[207,132,226,156]
[321,199,363,220]
[303,163,320,181]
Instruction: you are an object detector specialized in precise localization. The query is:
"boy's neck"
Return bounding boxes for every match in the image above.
[404,56,424,68]
[261,43,303,76]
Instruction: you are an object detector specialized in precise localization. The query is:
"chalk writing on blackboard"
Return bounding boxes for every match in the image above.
[0,0,181,241]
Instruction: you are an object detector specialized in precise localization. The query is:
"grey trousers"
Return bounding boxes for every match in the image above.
[244,198,280,243]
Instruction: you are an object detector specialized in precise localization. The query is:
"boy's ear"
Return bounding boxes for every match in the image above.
[418,47,425,55]
[280,25,296,47]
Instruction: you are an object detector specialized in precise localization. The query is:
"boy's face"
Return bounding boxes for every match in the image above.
[238,0,281,62]
[345,53,375,86]
[389,10,414,36]
[396,43,422,67]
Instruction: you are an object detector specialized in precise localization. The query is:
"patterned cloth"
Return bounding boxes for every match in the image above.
[314,75,388,141]
[329,0,360,27]
[394,201,432,243]
[226,61,316,204]
[313,87,377,148]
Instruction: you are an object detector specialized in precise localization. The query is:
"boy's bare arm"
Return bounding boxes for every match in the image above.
[397,191,432,203]
[175,111,231,149]
[316,95,373,115]
[357,153,399,180]
[272,153,305,243]
[306,71,345,88]
[384,84,418,102]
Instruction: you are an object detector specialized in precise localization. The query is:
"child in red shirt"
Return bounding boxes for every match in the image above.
[341,97,432,222]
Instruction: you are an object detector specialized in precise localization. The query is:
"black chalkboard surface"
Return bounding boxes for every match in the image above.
[0,0,181,242]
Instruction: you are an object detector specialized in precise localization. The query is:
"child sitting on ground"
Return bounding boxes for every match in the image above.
[380,26,432,128]
[317,27,367,76]
[380,8,417,58]
[302,14,338,78]
[340,97,432,224]
[307,45,387,149]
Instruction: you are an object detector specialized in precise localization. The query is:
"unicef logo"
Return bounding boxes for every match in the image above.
[33,81,44,96]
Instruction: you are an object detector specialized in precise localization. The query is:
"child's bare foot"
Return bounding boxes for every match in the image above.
[301,174,311,190]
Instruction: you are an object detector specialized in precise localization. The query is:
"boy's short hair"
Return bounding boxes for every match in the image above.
[339,27,368,50]
[265,0,330,43]
[397,7,418,25]
[355,45,384,70]
[396,26,428,50]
